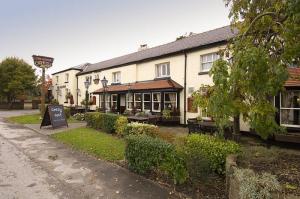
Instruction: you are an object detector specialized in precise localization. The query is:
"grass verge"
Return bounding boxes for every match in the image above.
[7,114,79,124]
[51,127,125,161]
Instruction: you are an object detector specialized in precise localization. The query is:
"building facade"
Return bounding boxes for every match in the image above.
[52,26,300,133]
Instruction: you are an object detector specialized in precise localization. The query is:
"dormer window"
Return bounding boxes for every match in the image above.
[156,62,170,78]
[112,72,121,83]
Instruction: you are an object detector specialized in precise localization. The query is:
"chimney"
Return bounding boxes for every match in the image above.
[138,44,148,51]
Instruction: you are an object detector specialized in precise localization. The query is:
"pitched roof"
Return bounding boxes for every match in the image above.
[93,79,183,93]
[52,63,91,75]
[285,67,300,87]
[80,25,237,75]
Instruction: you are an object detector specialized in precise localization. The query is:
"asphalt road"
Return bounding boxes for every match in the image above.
[0,110,176,199]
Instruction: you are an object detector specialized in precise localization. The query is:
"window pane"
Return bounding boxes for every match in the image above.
[206,54,212,62]
[281,90,300,108]
[153,93,160,101]
[144,102,151,110]
[112,95,117,101]
[127,93,133,101]
[162,65,166,75]
[202,63,212,71]
[153,102,160,111]
[281,109,300,126]
[144,94,151,101]
[135,102,142,109]
[135,93,142,101]
[167,64,170,75]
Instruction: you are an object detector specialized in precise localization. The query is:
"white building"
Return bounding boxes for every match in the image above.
[52,26,300,134]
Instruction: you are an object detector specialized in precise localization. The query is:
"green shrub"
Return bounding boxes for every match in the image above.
[85,112,100,127]
[115,116,128,136]
[101,113,119,133]
[64,108,71,119]
[234,168,281,199]
[125,134,187,184]
[183,134,240,175]
[73,113,85,121]
[124,122,159,136]
[152,130,178,143]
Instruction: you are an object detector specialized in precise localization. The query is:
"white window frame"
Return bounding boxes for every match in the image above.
[126,93,134,110]
[112,71,121,83]
[111,94,118,109]
[99,94,104,108]
[134,93,142,110]
[164,92,177,110]
[143,93,151,111]
[280,90,300,128]
[155,62,170,78]
[200,52,220,72]
[152,92,161,112]
[65,73,69,83]
[105,94,111,109]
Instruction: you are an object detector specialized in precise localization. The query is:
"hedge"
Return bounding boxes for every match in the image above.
[181,134,240,175]
[85,112,120,133]
[125,134,187,184]
[64,108,71,119]
[115,116,128,136]
[124,122,159,137]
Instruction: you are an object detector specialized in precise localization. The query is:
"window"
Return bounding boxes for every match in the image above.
[152,92,161,112]
[86,76,92,84]
[280,90,300,127]
[134,93,142,110]
[164,92,177,110]
[112,72,121,83]
[105,95,111,109]
[99,94,104,108]
[56,76,59,84]
[127,93,134,110]
[143,93,151,111]
[65,73,69,83]
[200,53,220,72]
[111,94,118,109]
[156,63,170,78]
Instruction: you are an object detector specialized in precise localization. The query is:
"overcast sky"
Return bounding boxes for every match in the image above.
[0,0,230,76]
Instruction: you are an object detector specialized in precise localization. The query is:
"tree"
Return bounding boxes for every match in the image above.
[193,0,300,139]
[0,57,37,104]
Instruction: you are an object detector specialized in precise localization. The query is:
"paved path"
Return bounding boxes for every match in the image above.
[0,110,176,199]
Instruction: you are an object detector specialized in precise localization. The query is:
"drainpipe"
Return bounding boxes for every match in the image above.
[76,76,79,106]
[184,52,187,125]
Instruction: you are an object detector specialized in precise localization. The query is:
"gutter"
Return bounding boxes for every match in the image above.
[184,51,187,125]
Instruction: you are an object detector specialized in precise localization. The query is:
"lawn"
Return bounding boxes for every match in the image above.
[51,127,125,161]
[7,114,79,124]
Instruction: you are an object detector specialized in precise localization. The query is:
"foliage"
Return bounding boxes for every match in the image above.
[182,134,240,174]
[125,134,187,184]
[115,116,128,136]
[162,109,171,119]
[124,122,159,137]
[0,57,36,103]
[151,130,178,144]
[85,112,119,133]
[73,113,85,121]
[64,108,71,119]
[193,0,300,139]
[50,99,59,105]
[51,127,125,161]
[234,168,281,199]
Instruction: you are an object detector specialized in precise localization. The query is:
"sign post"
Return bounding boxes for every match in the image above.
[40,105,68,129]
[32,55,54,116]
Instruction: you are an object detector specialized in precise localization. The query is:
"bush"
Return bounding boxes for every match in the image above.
[234,168,281,199]
[85,112,119,133]
[125,134,187,184]
[73,113,85,121]
[124,122,159,136]
[182,134,240,175]
[101,113,119,133]
[64,108,71,119]
[152,130,178,143]
[115,116,128,136]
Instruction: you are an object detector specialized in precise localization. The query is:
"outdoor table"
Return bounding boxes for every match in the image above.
[127,116,149,123]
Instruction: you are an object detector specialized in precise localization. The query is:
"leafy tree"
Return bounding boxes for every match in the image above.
[0,57,37,104]
[193,0,300,139]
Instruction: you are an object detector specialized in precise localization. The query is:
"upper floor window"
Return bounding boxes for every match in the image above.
[65,73,69,83]
[112,72,121,83]
[156,63,170,78]
[200,53,220,72]
[86,76,92,84]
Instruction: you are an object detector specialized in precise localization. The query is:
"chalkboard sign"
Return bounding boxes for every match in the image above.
[40,105,68,129]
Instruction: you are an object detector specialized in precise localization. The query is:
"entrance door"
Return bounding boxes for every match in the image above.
[119,94,126,114]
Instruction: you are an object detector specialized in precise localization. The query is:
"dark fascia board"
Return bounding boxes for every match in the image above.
[77,40,228,76]
[52,68,82,75]
[93,88,182,94]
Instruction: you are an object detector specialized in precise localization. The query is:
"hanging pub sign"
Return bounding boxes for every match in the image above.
[32,55,54,69]
[40,105,68,129]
